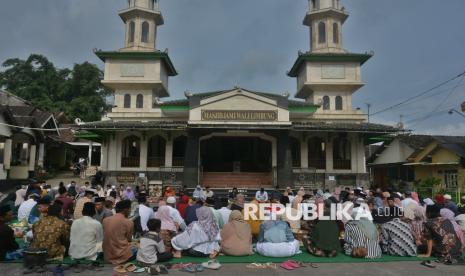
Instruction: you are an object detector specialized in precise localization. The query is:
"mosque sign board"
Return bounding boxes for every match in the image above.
[201,110,278,121]
[117,173,136,183]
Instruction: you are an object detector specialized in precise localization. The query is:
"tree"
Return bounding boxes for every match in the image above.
[0,54,111,122]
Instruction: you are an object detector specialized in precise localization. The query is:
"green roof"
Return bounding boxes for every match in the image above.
[287,52,373,77]
[95,51,178,76]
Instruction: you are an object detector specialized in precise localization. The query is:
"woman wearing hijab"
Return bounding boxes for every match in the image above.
[123,187,136,201]
[344,209,382,258]
[155,205,178,253]
[171,206,220,258]
[255,218,300,257]
[440,208,465,249]
[303,203,341,257]
[220,210,253,256]
[404,204,427,253]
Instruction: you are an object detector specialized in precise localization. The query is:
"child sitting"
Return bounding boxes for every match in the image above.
[136,219,173,266]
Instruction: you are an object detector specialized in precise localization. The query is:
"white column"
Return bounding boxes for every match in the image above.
[165,138,173,167]
[4,139,12,170]
[100,140,108,171]
[88,142,93,166]
[37,143,45,167]
[358,138,367,173]
[28,145,37,171]
[140,134,147,170]
[301,138,308,168]
[325,135,333,171]
[350,134,358,172]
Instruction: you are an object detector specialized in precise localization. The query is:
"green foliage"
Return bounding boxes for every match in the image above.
[0,54,111,122]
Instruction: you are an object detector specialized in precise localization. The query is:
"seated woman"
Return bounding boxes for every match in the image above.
[171,206,220,258]
[245,200,262,239]
[344,210,382,259]
[303,204,341,257]
[31,204,70,261]
[255,219,300,258]
[155,205,178,253]
[220,210,253,256]
[419,205,464,263]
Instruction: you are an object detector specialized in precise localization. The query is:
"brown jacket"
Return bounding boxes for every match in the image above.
[102,213,134,264]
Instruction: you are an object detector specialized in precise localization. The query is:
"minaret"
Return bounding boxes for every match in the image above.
[95,0,177,115]
[288,0,371,121]
[304,0,347,53]
[119,0,164,51]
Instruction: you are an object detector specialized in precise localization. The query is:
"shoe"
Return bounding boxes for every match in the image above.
[201,259,221,270]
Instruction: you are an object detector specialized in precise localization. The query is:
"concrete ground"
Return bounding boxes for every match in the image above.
[1,262,464,276]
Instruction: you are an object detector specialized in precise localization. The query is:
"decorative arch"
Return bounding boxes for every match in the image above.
[141,21,149,43]
[129,21,135,43]
[308,137,326,169]
[322,95,330,110]
[318,21,326,44]
[290,136,301,168]
[333,23,339,44]
[124,94,131,108]
[121,135,141,167]
[136,94,144,108]
[172,135,187,167]
[333,136,351,170]
[335,96,343,110]
[147,135,166,167]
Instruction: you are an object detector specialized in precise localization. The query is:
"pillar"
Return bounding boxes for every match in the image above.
[4,139,12,170]
[28,145,37,171]
[301,137,308,168]
[325,134,333,171]
[165,137,173,167]
[37,143,45,167]
[88,142,93,166]
[276,130,293,188]
[140,134,147,170]
[183,130,200,188]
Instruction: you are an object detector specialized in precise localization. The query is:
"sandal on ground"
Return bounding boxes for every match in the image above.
[246,263,266,269]
[133,267,146,273]
[123,263,137,272]
[420,261,436,268]
[179,264,196,273]
[280,261,297,270]
[202,259,221,270]
[114,265,127,273]
[265,263,277,269]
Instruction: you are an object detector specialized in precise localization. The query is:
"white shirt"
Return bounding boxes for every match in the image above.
[255,191,268,202]
[18,199,37,221]
[218,207,232,225]
[139,204,155,232]
[455,214,465,232]
[69,216,103,260]
[168,205,186,230]
[401,198,418,209]
[15,188,27,206]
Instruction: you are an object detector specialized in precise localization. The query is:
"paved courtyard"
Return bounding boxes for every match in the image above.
[0,262,463,276]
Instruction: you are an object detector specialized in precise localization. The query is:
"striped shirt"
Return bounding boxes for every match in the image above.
[344,222,382,259]
[380,218,417,256]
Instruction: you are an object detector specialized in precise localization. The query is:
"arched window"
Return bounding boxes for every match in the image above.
[136,94,143,108]
[129,21,135,43]
[333,23,339,44]
[308,137,326,169]
[322,95,330,110]
[147,135,166,167]
[333,137,351,170]
[172,136,187,167]
[124,94,131,108]
[318,22,326,44]
[141,21,149,43]
[290,136,301,168]
[311,0,319,10]
[335,96,343,110]
[121,135,140,167]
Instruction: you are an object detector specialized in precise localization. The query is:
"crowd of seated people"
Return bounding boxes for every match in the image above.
[1,181,465,272]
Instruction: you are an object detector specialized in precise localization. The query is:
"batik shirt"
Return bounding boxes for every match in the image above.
[380,218,417,256]
[423,217,463,261]
[31,216,70,258]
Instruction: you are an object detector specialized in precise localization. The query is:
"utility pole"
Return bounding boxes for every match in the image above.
[366,103,371,123]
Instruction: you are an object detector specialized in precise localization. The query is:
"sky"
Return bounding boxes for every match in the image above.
[0,0,464,135]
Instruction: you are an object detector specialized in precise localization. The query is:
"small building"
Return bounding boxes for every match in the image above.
[369,135,465,195]
[79,0,399,191]
[0,89,61,189]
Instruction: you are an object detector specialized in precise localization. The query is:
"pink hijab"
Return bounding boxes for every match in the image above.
[440,208,465,247]
[155,205,177,232]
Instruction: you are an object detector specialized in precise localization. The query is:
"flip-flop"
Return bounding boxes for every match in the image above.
[195,264,205,272]
[133,267,147,273]
[180,265,196,273]
[246,263,266,269]
[421,261,436,268]
[123,263,137,272]
[114,265,126,273]
[265,263,277,269]
[201,259,221,270]
[280,261,296,271]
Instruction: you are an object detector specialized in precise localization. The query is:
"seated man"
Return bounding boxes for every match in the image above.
[31,204,70,260]
[103,200,135,265]
[0,205,20,261]
[255,219,300,258]
[137,219,173,266]
[380,216,417,256]
[17,193,39,223]
[69,202,103,262]
[94,197,113,223]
